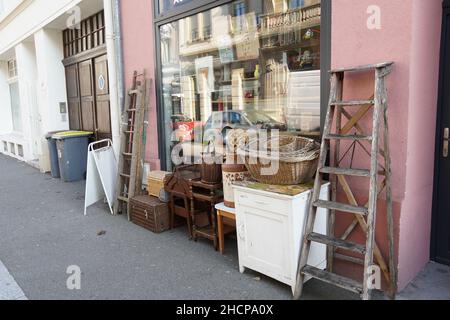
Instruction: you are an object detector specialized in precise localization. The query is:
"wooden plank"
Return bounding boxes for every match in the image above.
[127,85,144,220]
[294,73,339,300]
[329,72,343,273]
[341,104,373,135]
[302,266,363,295]
[331,100,374,106]
[382,76,397,299]
[320,167,371,178]
[113,92,131,215]
[337,175,391,286]
[362,68,384,300]
[330,62,394,74]
[133,76,151,199]
[313,200,368,215]
[308,233,366,254]
[326,134,373,141]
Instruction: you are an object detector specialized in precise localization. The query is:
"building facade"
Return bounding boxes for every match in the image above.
[0,0,123,171]
[0,0,447,294]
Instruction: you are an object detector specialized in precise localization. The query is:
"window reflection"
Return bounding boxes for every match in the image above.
[159,0,322,169]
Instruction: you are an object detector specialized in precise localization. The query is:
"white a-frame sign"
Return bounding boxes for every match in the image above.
[84,139,117,215]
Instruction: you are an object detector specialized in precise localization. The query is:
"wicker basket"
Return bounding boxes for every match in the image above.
[237,136,320,185]
[264,135,297,152]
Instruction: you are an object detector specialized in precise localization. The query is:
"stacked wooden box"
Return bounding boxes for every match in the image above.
[130,195,170,234]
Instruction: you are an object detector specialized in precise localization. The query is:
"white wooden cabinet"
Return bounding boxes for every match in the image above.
[233,183,330,295]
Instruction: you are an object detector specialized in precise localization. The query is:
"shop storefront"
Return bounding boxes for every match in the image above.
[120,0,445,295]
[153,0,330,170]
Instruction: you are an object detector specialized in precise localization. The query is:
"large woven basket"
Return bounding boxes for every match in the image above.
[237,136,320,185]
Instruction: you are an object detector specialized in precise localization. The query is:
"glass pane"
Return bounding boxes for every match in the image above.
[9,82,22,132]
[159,0,195,14]
[159,0,322,170]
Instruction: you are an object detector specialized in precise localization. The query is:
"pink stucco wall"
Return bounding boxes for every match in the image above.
[120,0,160,170]
[332,0,442,290]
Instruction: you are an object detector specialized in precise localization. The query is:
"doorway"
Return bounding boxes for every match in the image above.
[432,0,450,266]
[64,54,112,141]
[62,10,111,141]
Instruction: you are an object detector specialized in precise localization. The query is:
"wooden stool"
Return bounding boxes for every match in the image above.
[215,202,236,254]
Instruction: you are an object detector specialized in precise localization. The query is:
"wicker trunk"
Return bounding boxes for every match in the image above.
[130,195,170,234]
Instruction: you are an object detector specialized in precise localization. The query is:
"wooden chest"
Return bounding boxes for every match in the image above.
[147,171,171,198]
[130,195,170,234]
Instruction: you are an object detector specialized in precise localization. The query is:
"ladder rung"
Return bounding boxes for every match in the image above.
[334,253,365,266]
[330,62,394,74]
[120,173,131,178]
[124,131,134,134]
[308,233,366,254]
[313,200,368,216]
[320,167,371,178]
[126,109,137,112]
[128,90,140,95]
[331,100,374,106]
[302,266,363,295]
[325,134,373,141]
[122,152,132,157]
[118,196,130,203]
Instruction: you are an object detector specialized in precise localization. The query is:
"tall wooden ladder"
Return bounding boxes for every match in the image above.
[294,62,397,300]
[113,71,147,219]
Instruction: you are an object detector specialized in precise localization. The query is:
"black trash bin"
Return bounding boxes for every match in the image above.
[53,131,93,182]
[46,131,65,179]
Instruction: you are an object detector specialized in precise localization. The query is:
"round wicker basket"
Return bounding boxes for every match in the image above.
[237,136,320,185]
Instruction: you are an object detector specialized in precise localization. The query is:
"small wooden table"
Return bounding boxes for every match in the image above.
[189,179,223,249]
[215,202,237,254]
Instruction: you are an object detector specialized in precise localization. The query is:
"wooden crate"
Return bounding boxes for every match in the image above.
[147,171,171,197]
[130,195,170,234]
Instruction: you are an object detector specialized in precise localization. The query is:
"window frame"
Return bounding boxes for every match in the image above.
[152,0,331,170]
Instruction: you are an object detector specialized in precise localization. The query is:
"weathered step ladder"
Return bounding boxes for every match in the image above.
[113,71,148,219]
[294,62,397,300]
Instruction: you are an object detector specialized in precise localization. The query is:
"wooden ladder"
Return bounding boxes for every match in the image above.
[113,71,148,219]
[294,62,397,300]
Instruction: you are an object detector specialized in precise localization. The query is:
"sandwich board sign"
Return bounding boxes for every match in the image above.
[84,140,117,215]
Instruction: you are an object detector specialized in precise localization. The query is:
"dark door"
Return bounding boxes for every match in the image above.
[78,60,97,134]
[65,55,112,141]
[65,64,82,130]
[432,0,450,266]
[93,54,112,141]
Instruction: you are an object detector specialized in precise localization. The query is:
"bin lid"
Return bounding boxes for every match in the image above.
[52,131,93,140]
[46,130,67,139]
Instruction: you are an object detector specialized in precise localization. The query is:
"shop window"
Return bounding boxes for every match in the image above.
[17,144,24,158]
[9,81,22,132]
[8,59,17,78]
[9,143,15,155]
[3,141,7,152]
[159,0,322,169]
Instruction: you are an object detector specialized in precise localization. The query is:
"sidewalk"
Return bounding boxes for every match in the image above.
[0,154,448,300]
[0,260,27,300]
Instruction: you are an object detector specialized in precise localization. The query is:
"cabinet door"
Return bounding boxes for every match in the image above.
[237,204,291,284]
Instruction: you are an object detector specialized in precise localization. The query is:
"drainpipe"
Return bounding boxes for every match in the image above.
[112,0,125,113]
[104,0,125,157]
